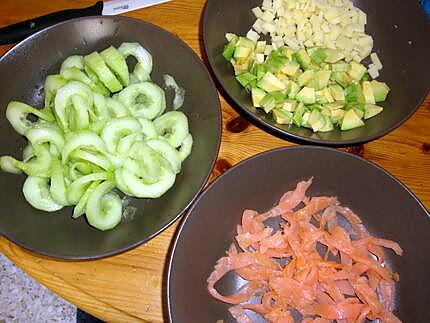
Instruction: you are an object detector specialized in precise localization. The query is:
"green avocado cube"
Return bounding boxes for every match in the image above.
[364,104,383,119]
[293,49,312,70]
[370,80,390,102]
[272,108,293,124]
[296,87,316,105]
[341,109,365,131]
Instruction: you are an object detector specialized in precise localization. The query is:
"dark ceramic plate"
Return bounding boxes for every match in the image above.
[203,0,430,145]
[167,146,430,322]
[0,16,221,259]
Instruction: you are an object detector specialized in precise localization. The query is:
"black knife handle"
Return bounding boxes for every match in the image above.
[0,1,103,45]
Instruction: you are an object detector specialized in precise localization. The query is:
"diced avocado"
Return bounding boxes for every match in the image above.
[316,88,334,104]
[281,61,300,76]
[301,111,312,128]
[282,100,297,112]
[293,49,312,70]
[319,115,334,132]
[324,49,345,63]
[272,108,293,124]
[348,61,367,81]
[236,72,257,87]
[234,46,252,59]
[257,72,286,92]
[293,102,306,127]
[325,102,345,110]
[329,85,345,101]
[251,88,267,107]
[307,70,331,90]
[331,72,352,88]
[236,37,255,49]
[298,70,315,87]
[288,82,300,99]
[362,81,375,104]
[341,109,365,131]
[265,51,289,73]
[331,62,350,72]
[232,59,251,75]
[370,80,390,102]
[271,91,288,104]
[330,109,345,124]
[364,104,383,119]
[361,73,370,82]
[345,84,364,103]
[223,42,236,60]
[308,109,325,132]
[354,108,365,119]
[310,48,328,64]
[251,63,267,79]
[296,87,316,105]
[320,106,331,117]
[260,94,276,113]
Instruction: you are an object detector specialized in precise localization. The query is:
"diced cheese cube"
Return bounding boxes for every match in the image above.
[261,10,275,22]
[252,7,263,18]
[370,52,383,70]
[256,53,265,63]
[247,29,260,42]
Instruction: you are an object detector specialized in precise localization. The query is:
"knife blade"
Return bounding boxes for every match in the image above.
[0,0,171,46]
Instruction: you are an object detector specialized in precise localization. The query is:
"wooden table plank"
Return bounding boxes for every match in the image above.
[0,1,429,322]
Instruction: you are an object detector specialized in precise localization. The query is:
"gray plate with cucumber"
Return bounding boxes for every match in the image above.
[0,16,221,259]
[203,0,430,145]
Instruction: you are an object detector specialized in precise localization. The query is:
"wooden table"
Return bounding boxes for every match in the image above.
[0,1,429,322]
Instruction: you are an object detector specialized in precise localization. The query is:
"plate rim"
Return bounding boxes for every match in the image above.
[166,145,429,322]
[0,15,223,260]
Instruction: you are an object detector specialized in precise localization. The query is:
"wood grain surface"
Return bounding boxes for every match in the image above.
[0,1,429,322]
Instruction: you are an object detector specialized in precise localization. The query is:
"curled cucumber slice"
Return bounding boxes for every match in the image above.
[118,42,153,82]
[50,160,70,206]
[85,181,122,231]
[118,82,166,120]
[121,165,175,198]
[101,117,142,153]
[153,111,189,148]
[100,46,129,86]
[23,176,64,212]
[6,101,54,135]
[61,131,107,163]
[72,180,100,219]
[60,55,84,72]
[54,81,93,131]
[70,149,112,171]
[68,172,108,204]
[84,52,123,93]
[3,144,52,177]
[25,127,65,153]
[147,138,182,174]
[44,75,67,110]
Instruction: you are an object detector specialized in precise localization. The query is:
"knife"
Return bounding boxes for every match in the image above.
[0,0,171,45]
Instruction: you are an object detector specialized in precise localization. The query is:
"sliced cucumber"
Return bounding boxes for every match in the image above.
[101,116,142,153]
[84,52,123,93]
[100,46,129,86]
[85,181,122,231]
[178,134,193,161]
[6,101,54,135]
[23,176,64,212]
[118,42,153,82]
[153,111,189,148]
[118,82,166,120]
[147,138,182,174]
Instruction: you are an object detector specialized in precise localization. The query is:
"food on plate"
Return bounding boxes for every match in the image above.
[0,42,192,231]
[222,0,389,132]
[207,178,402,322]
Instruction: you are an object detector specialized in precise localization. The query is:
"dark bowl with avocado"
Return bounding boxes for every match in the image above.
[203,0,430,146]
